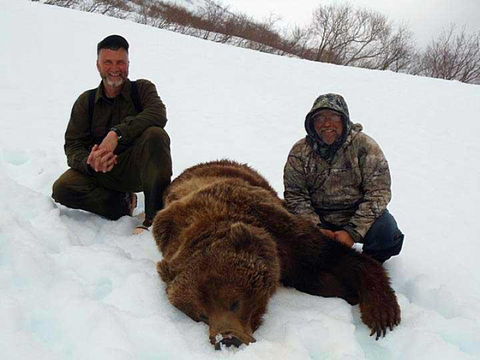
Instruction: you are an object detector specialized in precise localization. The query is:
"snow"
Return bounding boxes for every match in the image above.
[1,0,480,359]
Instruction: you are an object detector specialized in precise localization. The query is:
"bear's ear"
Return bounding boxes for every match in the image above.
[230,223,279,268]
[230,222,255,251]
[157,260,176,284]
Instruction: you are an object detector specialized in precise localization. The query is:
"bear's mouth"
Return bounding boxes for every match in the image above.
[213,333,243,350]
[210,330,256,350]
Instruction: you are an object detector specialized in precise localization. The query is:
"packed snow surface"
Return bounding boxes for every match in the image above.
[1,1,480,359]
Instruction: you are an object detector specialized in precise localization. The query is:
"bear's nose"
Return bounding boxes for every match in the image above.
[214,336,243,350]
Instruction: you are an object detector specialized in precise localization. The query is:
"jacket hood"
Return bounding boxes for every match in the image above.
[304,93,353,162]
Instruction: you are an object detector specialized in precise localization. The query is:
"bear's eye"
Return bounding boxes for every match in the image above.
[199,314,209,323]
[230,300,239,312]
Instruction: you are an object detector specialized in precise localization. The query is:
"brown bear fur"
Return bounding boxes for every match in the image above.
[153,160,400,348]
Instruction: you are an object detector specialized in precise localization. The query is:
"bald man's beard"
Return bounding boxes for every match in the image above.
[103,74,126,88]
[98,69,128,89]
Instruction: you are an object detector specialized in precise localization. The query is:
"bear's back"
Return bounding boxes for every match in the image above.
[164,160,277,206]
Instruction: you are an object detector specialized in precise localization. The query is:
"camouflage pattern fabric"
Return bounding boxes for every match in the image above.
[283,94,391,242]
[306,93,350,121]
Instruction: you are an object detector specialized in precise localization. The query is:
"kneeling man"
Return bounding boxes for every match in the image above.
[52,35,172,234]
[284,93,404,262]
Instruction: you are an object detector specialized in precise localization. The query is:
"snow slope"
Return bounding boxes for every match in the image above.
[1,0,480,359]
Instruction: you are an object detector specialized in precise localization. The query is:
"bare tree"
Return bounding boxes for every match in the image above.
[306,3,415,71]
[362,23,416,72]
[196,0,232,42]
[81,0,130,18]
[134,0,150,25]
[44,0,79,7]
[418,25,480,84]
[278,25,310,57]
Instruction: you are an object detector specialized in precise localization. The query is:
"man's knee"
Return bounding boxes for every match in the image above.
[362,210,404,256]
[137,127,172,176]
[52,169,93,206]
[52,173,73,205]
[140,127,170,149]
[363,231,404,263]
[52,178,62,203]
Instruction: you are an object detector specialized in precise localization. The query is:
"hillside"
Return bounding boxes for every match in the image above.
[1,0,480,359]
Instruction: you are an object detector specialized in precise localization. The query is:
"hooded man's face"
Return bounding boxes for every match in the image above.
[313,109,343,145]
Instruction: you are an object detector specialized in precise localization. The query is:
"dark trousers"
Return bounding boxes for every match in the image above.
[52,127,172,221]
[324,210,404,262]
[361,210,404,262]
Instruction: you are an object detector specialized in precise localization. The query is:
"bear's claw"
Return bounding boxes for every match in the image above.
[362,299,401,340]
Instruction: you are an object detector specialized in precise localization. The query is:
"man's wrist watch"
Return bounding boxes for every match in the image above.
[110,127,123,142]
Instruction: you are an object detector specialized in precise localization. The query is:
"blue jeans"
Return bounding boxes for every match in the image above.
[321,209,404,262]
[361,210,404,262]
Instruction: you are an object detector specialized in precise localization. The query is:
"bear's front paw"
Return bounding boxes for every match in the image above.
[360,294,401,340]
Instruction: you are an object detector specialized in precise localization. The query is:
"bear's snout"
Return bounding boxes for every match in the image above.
[213,335,243,350]
[209,327,256,350]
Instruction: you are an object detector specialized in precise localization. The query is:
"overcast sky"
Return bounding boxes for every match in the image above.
[219,0,480,47]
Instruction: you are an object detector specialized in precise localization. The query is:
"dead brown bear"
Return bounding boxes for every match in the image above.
[153,160,400,349]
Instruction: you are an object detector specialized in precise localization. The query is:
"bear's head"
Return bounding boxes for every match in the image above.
[157,222,281,349]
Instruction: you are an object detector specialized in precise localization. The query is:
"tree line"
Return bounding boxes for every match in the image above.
[39,0,480,84]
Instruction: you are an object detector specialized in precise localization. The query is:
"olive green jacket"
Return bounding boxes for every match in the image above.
[64,79,167,174]
[283,94,391,242]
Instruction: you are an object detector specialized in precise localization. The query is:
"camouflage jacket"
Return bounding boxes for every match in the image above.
[283,94,391,242]
[64,79,167,175]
